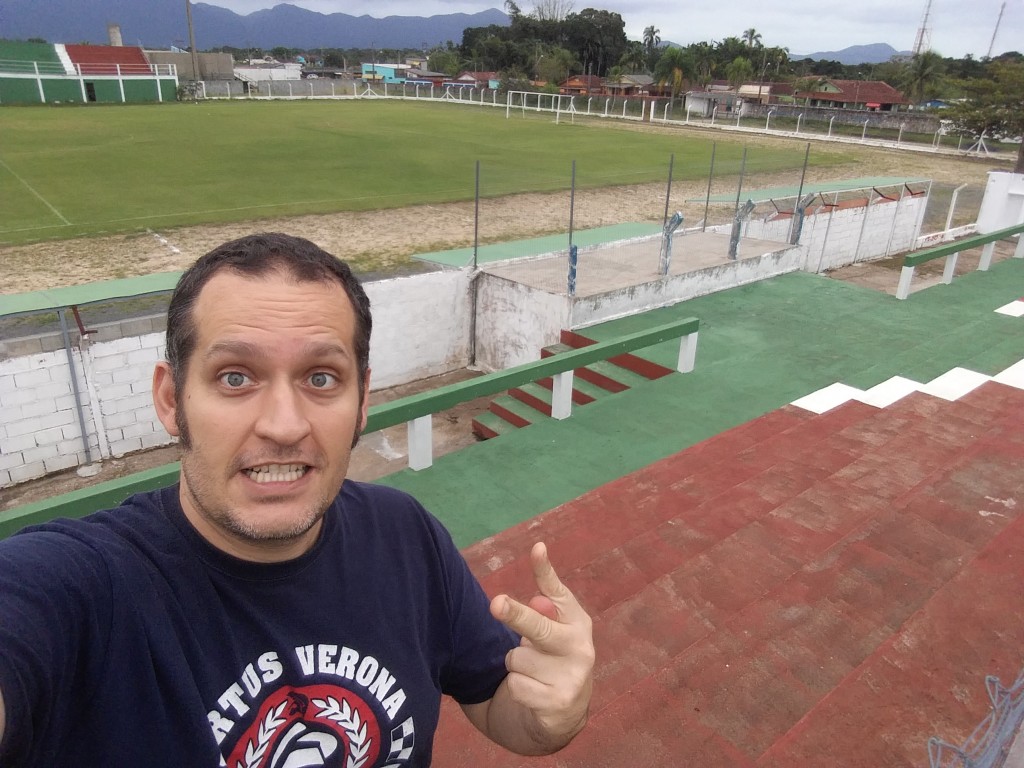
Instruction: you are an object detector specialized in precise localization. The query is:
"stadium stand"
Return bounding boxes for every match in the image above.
[63,44,152,76]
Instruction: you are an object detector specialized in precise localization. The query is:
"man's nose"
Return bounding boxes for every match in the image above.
[254,383,312,445]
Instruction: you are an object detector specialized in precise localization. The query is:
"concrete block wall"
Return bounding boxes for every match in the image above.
[0,348,101,487]
[0,331,175,488]
[0,271,477,488]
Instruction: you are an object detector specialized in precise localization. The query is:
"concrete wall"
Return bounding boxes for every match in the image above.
[0,193,927,487]
[743,103,940,133]
[0,332,167,487]
[977,172,1024,234]
[474,275,570,371]
[367,269,471,388]
[571,246,804,330]
[0,270,473,488]
[728,195,926,273]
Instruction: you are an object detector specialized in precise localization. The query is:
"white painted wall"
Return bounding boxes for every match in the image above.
[0,194,929,488]
[977,172,1024,233]
[474,275,570,371]
[571,247,804,329]
[366,269,471,388]
[0,271,475,488]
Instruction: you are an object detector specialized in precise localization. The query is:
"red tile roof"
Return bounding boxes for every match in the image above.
[795,79,908,105]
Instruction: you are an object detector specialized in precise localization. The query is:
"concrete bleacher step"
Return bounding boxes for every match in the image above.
[435,380,1024,766]
[561,328,676,381]
[471,332,669,440]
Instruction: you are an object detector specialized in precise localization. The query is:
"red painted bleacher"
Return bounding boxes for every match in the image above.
[64,45,150,76]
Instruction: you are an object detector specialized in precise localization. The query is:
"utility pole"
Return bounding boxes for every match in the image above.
[185,0,201,83]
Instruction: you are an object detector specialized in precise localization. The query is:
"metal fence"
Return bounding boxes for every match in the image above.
[929,668,1024,768]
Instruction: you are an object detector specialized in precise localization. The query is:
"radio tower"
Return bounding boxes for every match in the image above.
[912,0,933,55]
[986,1,1007,58]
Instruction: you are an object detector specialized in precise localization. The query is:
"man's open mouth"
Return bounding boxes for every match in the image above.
[243,464,310,484]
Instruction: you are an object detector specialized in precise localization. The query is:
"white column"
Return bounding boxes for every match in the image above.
[896,265,916,300]
[978,242,995,271]
[407,415,433,471]
[942,252,959,284]
[677,331,699,373]
[551,371,574,420]
[1014,236,1024,259]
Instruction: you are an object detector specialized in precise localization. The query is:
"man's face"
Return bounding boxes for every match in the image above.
[153,269,370,562]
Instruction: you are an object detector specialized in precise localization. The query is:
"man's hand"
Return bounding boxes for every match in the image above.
[463,542,594,755]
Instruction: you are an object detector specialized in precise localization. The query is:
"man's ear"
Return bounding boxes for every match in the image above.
[153,361,180,437]
[358,368,372,433]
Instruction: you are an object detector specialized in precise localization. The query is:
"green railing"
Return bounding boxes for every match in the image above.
[0,317,699,539]
[896,222,1024,299]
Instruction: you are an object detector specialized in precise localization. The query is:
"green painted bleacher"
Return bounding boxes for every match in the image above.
[0,41,63,74]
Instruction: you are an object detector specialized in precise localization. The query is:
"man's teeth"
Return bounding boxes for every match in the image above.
[245,464,308,484]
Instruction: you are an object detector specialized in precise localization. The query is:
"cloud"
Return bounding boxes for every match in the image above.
[204,0,1021,58]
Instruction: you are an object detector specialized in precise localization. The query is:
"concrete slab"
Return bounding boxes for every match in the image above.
[856,375,922,408]
[791,382,863,414]
[920,367,991,401]
[481,231,794,297]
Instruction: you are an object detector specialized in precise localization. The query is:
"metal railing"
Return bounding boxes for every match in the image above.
[929,668,1024,768]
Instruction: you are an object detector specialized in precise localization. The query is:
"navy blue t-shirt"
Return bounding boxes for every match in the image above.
[0,481,518,767]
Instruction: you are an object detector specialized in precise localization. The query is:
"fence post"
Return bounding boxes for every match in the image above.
[702,143,717,232]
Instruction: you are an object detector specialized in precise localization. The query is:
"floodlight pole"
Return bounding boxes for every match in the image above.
[185,0,201,83]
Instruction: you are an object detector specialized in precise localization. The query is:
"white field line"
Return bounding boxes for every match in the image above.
[0,157,70,225]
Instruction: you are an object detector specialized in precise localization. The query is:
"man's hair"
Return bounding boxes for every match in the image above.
[165,233,372,393]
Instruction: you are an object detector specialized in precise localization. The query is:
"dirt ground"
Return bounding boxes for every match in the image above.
[0,127,1017,510]
[0,127,1010,295]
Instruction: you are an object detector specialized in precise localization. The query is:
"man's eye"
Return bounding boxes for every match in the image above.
[309,372,337,389]
[220,372,250,388]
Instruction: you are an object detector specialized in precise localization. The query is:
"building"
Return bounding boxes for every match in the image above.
[792,79,909,112]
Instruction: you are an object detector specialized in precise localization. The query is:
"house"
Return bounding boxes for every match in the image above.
[792,79,909,112]
[559,74,604,96]
[360,63,410,83]
[454,70,499,88]
[605,74,654,97]
[405,68,448,87]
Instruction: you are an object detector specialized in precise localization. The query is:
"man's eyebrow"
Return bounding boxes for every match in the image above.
[203,340,353,361]
[204,340,265,361]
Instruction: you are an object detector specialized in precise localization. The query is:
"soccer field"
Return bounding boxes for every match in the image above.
[0,99,841,246]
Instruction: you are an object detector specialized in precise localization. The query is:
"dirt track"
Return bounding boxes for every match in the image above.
[0,124,1009,295]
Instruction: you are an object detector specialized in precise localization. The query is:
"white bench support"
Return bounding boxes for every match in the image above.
[408,414,433,471]
[978,242,995,271]
[551,370,574,420]
[896,265,916,300]
[677,331,699,372]
[1014,235,1024,259]
[942,252,959,284]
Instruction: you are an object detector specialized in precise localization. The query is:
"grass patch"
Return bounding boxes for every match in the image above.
[0,100,844,246]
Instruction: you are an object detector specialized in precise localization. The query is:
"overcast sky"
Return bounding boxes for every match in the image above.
[203,0,1021,59]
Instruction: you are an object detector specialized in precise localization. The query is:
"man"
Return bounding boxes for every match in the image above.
[0,233,593,766]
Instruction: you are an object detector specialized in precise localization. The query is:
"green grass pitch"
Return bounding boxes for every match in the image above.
[0,100,847,246]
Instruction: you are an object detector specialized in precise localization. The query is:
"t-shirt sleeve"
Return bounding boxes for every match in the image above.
[0,529,112,764]
[424,516,519,706]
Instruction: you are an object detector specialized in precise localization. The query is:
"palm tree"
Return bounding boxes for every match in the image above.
[900,50,945,105]
[742,28,762,49]
[643,25,661,71]
[654,46,692,107]
[619,41,647,73]
[643,25,661,52]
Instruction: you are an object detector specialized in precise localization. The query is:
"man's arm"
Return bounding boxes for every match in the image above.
[461,542,594,755]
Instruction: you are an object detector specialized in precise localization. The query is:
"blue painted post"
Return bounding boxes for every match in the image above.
[567,245,578,296]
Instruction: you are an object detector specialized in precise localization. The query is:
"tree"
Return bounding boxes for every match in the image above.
[643,25,660,52]
[688,41,716,87]
[563,8,627,77]
[900,50,945,105]
[532,0,574,22]
[725,56,753,89]
[619,41,647,73]
[654,45,691,106]
[742,28,762,49]
[536,46,577,84]
[948,59,1024,172]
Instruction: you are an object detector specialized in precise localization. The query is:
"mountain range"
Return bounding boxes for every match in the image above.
[0,0,511,50]
[3,0,909,64]
[790,43,912,65]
